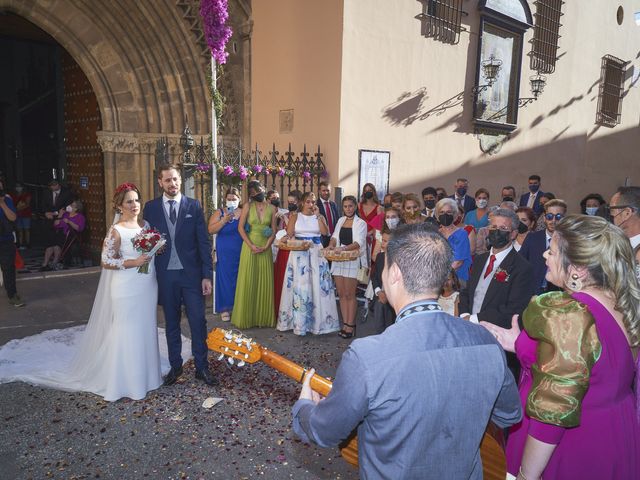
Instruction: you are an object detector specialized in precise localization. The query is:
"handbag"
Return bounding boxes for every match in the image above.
[356,266,370,285]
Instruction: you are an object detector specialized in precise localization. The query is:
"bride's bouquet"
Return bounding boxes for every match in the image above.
[132,228,166,273]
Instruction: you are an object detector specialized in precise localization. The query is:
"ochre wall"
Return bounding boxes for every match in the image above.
[336,0,640,210]
[250,0,344,189]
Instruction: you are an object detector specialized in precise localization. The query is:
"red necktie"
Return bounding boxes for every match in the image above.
[324,201,334,233]
[484,254,496,279]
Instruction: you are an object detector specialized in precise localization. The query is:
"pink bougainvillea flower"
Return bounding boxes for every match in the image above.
[277,167,286,177]
[200,0,233,65]
[223,165,234,176]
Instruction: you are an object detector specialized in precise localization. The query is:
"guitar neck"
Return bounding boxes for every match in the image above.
[259,347,333,397]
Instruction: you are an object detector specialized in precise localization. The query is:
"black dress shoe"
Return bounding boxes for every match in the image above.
[195,369,219,386]
[163,366,183,386]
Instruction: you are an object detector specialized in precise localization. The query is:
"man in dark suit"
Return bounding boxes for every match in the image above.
[519,198,566,296]
[448,177,476,213]
[459,208,534,378]
[41,180,73,219]
[292,223,521,479]
[316,181,338,248]
[518,174,545,215]
[143,164,217,387]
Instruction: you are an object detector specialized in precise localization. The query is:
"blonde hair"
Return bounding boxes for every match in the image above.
[402,193,421,209]
[544,198,567,212]
[555,215,640,346]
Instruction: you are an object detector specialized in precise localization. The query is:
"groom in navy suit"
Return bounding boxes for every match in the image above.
[143,164,217,386]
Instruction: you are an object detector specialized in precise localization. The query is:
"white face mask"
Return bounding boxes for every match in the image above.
[65,205,74,213]
[226,200,239,210]
[585,207,598,216]
[476,199,488,209]
[386,217,400,230]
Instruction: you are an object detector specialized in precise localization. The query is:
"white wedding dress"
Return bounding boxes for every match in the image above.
[0,223,191,401]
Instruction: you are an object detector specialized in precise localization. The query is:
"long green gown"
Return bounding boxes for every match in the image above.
[231,203,275,328]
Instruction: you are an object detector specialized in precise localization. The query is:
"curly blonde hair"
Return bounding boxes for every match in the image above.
[555,214,640,346]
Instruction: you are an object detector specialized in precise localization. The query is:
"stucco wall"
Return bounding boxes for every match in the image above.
[335,0,640,210]
[251,0,344,187]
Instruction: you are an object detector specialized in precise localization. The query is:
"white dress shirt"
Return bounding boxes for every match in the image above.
[465,245,513,323]
[630,233,640,249]
[163,192,182,218]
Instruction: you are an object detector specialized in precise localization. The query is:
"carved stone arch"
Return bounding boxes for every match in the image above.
[0,0,214,218]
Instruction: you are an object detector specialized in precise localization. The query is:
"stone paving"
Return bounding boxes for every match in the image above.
[0,270,377,479]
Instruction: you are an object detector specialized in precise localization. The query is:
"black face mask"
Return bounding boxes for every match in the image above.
[438,213,454,227]
[270,199,280,208]
[252,193,265,203]
[517,221,529,234]
[364,191,374,200]
[502,196,514,203]
[436,194,445,201]
[383,203,392,209]
[488,229,512,249]
[424,199,436,210]
[288,203,298,212]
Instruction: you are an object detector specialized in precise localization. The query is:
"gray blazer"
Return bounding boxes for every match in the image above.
[293,309,522,480]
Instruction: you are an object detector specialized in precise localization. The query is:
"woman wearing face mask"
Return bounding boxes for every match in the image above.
[580,193,606,217]
[514,207,535,252]
[208,187,243,322]
[371,207,403,262]
[358,183,384,259]
[463,188,490,229]
[41,200,86,271]
[328,196,368,339]
[232,180,278,329]
[273,190,302,316]
[435,198,471,286]
[402,193,425,225]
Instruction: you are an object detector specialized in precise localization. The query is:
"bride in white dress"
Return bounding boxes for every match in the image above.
[0,183,189,401]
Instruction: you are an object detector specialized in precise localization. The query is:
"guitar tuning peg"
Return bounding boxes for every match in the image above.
[227,357,235,365]
[217,353,225,361]
[237,360,245,367]
[234,350,240,356]
[224,332,232,340]
[244,353,249,359]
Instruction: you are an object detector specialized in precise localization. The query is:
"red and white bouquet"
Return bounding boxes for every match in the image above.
[131,227,166,273]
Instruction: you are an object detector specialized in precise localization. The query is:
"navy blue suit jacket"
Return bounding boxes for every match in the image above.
[448,194,476,214]
[518,229,548,292]
[143,196,213,281]
[519,191,544,215]
[316,198,338,247]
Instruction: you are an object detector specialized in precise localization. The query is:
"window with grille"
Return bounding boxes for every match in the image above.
[596,55,628,127]
[529,0,564,74]
[415,0,467,45]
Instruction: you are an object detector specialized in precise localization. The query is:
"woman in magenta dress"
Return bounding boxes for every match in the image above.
[482,214,640,479]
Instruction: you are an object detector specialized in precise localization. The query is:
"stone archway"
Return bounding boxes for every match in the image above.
[0,0,250,225]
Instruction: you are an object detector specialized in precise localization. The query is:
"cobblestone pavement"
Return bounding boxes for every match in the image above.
[0,270,378,479]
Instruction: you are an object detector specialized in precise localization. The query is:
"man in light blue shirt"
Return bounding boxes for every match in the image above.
[292,223,521,479]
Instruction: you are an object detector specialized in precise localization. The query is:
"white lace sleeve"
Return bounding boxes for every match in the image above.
[101,226,125,270]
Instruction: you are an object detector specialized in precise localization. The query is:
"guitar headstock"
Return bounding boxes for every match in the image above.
[206,328,262,366]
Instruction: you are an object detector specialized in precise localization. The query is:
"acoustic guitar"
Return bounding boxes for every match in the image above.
[207,328,506,479]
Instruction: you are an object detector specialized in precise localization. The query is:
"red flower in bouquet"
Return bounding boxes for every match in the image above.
[131,227,167,274]
[494,268,510,283]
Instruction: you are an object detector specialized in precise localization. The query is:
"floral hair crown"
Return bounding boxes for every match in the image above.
[115,183,138,195]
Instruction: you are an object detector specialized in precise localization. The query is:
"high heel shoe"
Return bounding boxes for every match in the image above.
[338,323,356,339]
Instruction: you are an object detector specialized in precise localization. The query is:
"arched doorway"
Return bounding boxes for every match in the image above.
[0,13,105,258]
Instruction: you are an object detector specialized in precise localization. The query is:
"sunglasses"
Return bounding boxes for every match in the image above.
[545,213,564,221]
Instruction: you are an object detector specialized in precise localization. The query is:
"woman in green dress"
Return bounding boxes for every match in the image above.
[232,180,277,328]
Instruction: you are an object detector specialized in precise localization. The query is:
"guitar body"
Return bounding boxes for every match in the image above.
[206,328,506,479]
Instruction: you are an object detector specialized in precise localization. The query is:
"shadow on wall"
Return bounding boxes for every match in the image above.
[391,125,639,212]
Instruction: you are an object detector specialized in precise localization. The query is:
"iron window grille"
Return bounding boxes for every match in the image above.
[529,0,564,74]
[415,0,467,45]
[596,55,628,128]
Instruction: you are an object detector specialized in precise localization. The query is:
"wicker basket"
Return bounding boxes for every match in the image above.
[323,249,360,262]
[276,239,312,251]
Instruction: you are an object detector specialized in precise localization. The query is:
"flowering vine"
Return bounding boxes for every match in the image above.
[200,0,233,65]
